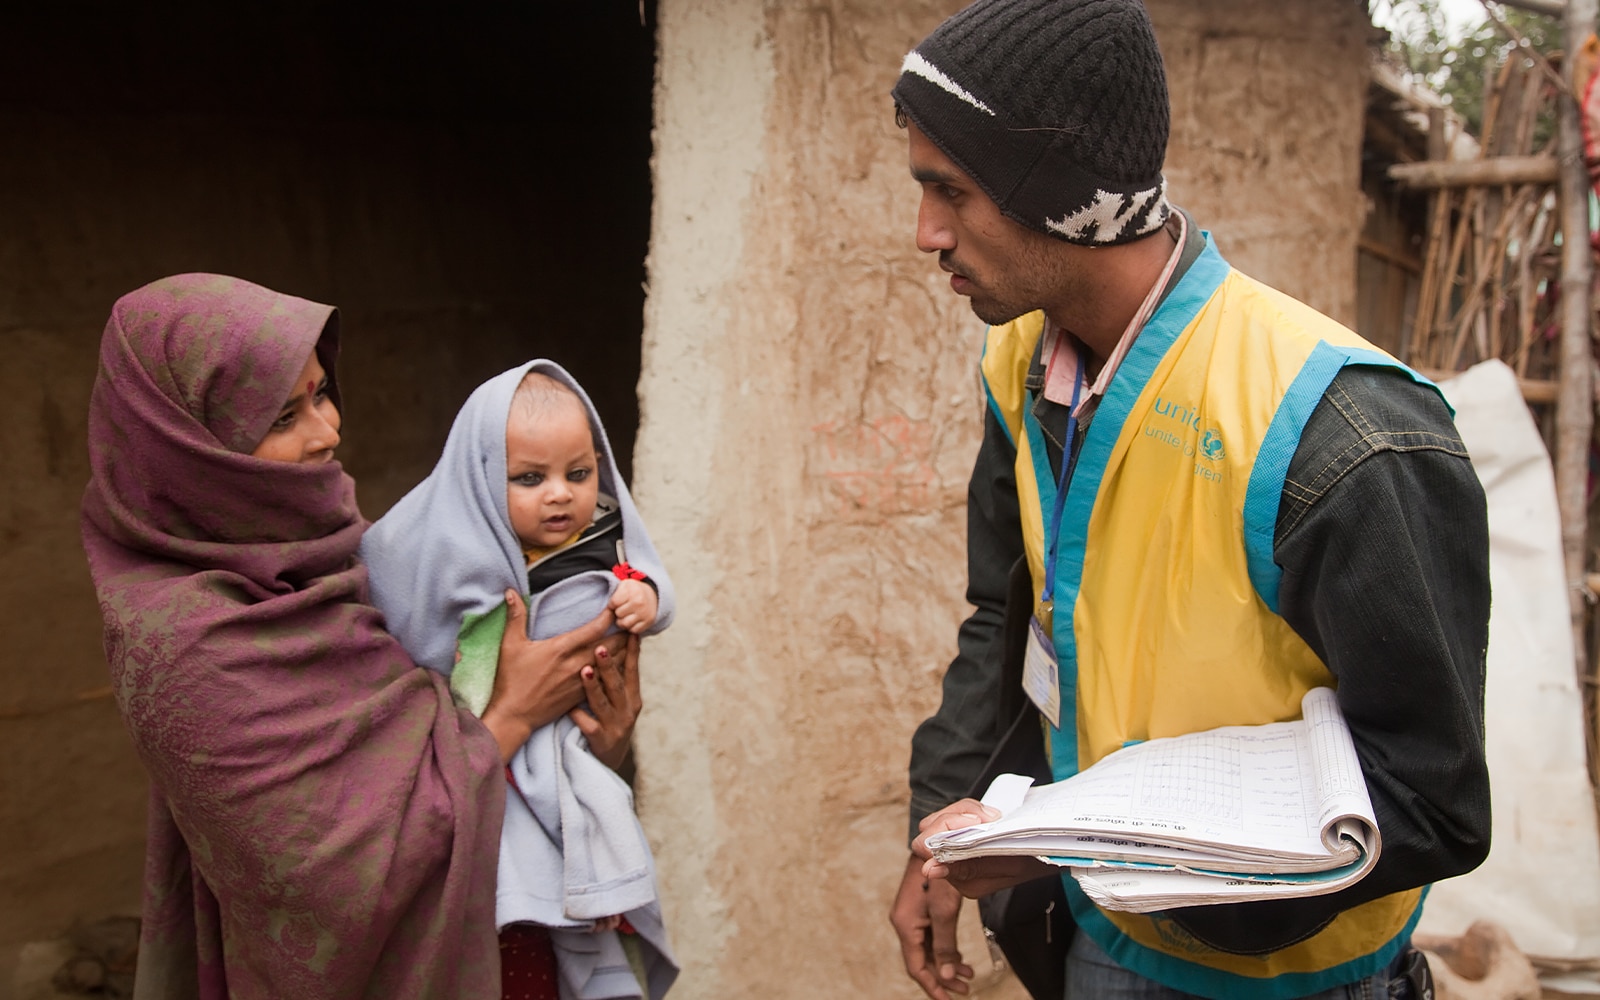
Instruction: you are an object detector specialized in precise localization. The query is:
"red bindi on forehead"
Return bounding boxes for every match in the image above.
[308,381,315,396]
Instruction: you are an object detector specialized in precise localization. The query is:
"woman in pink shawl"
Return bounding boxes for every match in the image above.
[79,273,635,999]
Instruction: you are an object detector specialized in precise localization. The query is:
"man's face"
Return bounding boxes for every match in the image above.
[907,123,1075,325]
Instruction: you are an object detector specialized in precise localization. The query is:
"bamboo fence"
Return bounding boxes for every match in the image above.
[1399,38,1564,391]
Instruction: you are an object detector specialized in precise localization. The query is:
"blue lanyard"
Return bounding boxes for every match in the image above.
[1041,346,1087,609]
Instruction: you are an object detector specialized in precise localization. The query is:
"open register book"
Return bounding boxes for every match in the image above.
[925,686,1380,913]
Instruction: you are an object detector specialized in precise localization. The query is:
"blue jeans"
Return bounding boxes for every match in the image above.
[1065,931,1421,999]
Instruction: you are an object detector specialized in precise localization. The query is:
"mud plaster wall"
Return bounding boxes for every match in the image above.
[632,1,1370,997]
[0,6,654,955]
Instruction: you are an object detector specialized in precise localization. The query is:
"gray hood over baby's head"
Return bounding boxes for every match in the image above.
[359,359,673,674]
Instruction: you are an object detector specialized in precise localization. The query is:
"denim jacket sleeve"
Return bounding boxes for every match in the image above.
[1170,364,1492,953]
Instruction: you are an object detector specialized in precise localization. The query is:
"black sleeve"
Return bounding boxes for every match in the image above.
[908,405,1026,844]
[1170,366,1492,953]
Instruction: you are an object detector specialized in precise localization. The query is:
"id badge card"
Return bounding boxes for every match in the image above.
[1021,616,1062,729]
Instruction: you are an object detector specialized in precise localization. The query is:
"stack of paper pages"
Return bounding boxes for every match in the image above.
[925,686,1380,913]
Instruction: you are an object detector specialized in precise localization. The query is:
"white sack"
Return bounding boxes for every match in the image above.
[1417,359,1600,964]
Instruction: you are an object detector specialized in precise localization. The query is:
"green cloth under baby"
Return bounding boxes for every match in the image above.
[451,603,512,717]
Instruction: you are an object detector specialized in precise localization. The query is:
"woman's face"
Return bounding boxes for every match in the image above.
[251,351,342,464]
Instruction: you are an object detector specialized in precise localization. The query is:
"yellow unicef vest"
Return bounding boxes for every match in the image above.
[981,236,1430,998]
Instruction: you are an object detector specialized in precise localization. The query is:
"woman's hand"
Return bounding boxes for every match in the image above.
[570,634,642,770]
[480,591,628,764]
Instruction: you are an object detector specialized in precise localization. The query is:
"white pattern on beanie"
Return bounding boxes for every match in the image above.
[900,51,996,117]
[1046,181,1167,243]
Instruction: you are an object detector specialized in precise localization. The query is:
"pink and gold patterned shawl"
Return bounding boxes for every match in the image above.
[80,274,505,999]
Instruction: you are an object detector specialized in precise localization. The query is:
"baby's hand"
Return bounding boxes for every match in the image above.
[609,579,657,634]
[590,914,623,934]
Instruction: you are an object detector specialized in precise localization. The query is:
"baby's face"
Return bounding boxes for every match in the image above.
[506,398,600,550]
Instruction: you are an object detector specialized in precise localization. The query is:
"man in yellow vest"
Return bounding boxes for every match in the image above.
[885,2,1491,999]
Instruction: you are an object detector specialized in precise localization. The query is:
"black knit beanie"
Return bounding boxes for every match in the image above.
[892,0,1171,246]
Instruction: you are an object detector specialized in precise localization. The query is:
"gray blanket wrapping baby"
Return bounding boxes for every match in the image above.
[360,360,676,1000]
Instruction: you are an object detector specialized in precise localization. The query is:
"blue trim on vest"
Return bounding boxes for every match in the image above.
[1035,234,1231,782]
[978,330,1017,447]
[1022,407,1080,775]
[1345,348,1452,416]
[984,382,1013,447]
[1242,342,1347,614]
[1242,344,1444,613]
[1063,877,1427,1000]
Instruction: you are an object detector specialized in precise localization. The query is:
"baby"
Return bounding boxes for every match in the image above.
[506,370,659,640]
[360,360,676,1000]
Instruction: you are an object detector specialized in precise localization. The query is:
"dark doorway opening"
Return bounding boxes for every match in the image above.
[2,1,658,510]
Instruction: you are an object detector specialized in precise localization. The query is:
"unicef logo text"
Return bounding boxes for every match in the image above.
[1145,398,1226,481]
